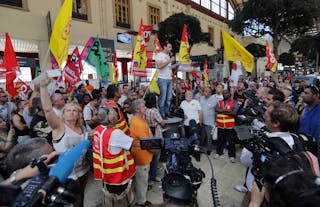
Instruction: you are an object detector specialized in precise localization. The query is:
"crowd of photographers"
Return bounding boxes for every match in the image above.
[0,71,319,206]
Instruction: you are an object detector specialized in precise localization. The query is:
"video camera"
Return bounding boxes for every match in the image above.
[140,120,205,193]
[0,140,90,207]
[237,90,266,124]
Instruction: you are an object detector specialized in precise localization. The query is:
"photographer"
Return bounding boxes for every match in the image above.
[241,102,312,206]
[249,153,320,207]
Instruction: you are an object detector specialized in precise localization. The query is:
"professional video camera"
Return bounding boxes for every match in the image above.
[237,90,266,124]
[0,140,90,207]
[141,120,205,196]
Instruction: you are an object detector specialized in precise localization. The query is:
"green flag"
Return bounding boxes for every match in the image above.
[35,66,41,77]
[86,37,109,82]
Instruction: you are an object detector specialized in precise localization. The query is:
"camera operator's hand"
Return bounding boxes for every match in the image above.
[249,181,266,207]
[1,151,61,185]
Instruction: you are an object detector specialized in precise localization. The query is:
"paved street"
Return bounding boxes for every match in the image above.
[84,145,247,207]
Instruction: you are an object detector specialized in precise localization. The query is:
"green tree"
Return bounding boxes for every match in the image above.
[290,35,317,65]
[230,0,319,56]
[279,53,295,66]
[157,13,206,54]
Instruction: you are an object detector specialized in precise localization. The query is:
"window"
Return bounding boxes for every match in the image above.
[115,0,130,28]
[0,0,23,8]
[149,6,160,26]
[228,2,234,20]
[72,0,88,20]
[208,27,214,47]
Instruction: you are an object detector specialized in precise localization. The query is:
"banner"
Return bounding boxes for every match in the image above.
[85,37,109,82]
[15,78,32,100]
[148,71,160,95]
[80,37,94,62]
[204,59,209,86]
[133,19,153,70]
[221,31,254,73]
[178,24,191,64]
[49,0,72,68]
[266,40,278,72]
[154,33,163,54]
[110,51,118,84]
[63,47,83,92]
[0,33,20,98]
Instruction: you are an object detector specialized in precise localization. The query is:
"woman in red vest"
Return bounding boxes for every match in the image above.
[92,106,136,206]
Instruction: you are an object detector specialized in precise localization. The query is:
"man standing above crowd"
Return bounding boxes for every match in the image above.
[156,41,176,119]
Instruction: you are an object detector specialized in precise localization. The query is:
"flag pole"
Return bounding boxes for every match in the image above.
[40,47,51,72]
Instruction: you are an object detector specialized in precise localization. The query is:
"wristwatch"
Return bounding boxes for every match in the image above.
[9,170,18,185]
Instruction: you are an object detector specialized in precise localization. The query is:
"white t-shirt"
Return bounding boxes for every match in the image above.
[180,99,202,126]
[109,129,133,154]
[156,52,172,80]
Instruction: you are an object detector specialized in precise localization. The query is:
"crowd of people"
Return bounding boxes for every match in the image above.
[0,54,319,206]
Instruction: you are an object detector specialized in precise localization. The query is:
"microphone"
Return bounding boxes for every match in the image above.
[49,139,90,183]
[13,140,91,207]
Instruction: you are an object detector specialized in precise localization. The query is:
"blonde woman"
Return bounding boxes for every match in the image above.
[40,79,90,207]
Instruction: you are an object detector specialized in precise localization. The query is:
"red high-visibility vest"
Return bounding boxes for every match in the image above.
[103,101,130,135]
[92,125,136,185]
[216,99,235,129]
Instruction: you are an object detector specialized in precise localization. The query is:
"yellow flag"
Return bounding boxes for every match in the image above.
[148,71,160,95]
[49,0,72,68]
[133,19,147,70]
[178,24,191,64]
[222,31,254,73]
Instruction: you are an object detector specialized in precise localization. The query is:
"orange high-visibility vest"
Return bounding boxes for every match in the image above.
[92,125,136,185]
[103,101,130,135]
[216,99,235,129]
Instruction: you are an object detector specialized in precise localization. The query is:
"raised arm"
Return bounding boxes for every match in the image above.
[39,78,63,132]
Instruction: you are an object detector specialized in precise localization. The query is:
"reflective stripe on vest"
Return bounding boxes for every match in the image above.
[216,100,235,129]
[92,126,136,185]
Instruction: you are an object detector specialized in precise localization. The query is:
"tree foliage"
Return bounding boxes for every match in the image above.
[279,53,295,66]
[290,35,317,63]
[245,43,265,58]
[157,13,206,54]
[230,0,319,55]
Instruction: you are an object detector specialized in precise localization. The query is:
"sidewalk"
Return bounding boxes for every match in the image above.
[84,146,247,207]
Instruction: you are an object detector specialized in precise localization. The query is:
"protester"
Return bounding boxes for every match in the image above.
[144,93,165,182]
[40,78,90,207]
[92,106,136,207]
[215,89,238,162]
[130,99,153,206]
[199,86,217,155]
[180,90,202,138]
[156,41,176,119]
[12,99,29,142]
[299,85,320,142]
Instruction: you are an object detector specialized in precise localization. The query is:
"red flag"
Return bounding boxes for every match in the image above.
[204,59,209,86]
[266,40,278,72]
[15,78,32,99]
[63,47,83,92]
[189,71,200,79]
[154,34,163,53]
[1,33,20,98]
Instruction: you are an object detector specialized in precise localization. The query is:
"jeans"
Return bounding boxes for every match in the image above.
[149,151,160,180]
[158,78,172,116]
[200,124,213,151]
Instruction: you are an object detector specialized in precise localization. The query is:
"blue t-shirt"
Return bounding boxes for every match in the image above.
[299,103,320,142]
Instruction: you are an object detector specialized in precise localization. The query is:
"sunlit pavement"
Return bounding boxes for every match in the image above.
[84,145,246,207]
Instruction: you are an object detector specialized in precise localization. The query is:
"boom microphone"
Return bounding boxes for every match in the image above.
[49,139,90,183]
[13,140,90,207]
